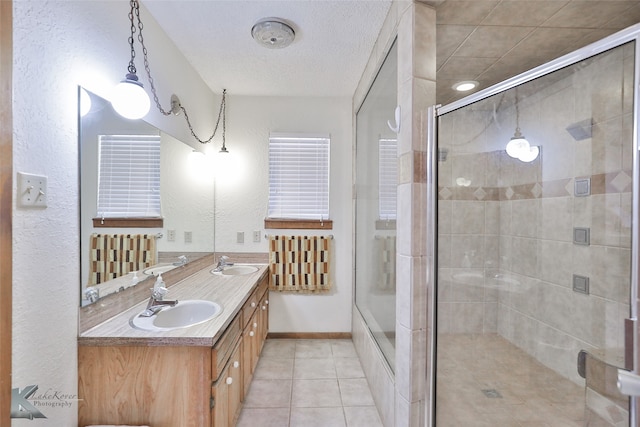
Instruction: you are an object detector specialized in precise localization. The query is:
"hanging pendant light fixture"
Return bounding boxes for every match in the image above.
[506,87,538,162]
[111,2,150,120]
[112,0,229,151]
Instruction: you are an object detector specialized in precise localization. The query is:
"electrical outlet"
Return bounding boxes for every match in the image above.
[184,231,192,243]
[253,231,261,243]
[17,172,47,208]
[167,230,176,242]
[237,232,244,244]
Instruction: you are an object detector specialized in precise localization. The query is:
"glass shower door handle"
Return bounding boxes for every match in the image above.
[617,370,640,397]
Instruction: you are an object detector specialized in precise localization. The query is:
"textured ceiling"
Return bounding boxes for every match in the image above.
[144,0,640,104]
[143,0,392,98]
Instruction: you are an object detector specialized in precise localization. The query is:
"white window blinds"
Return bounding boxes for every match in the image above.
[268,133,330,219]
[97,134,161,218]
[378,138,397,220]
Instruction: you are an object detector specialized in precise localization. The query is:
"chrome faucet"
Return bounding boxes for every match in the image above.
[139,286,178,317]
[213,255,234,272]
[173,255,188,266]
[85,287,99,303]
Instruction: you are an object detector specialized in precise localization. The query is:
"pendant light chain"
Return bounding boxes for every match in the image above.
[180,89,227,145]
[126,2,137,75]
[129,0,227,145]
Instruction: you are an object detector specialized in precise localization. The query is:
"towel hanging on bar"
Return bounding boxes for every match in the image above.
[268,235,332,293]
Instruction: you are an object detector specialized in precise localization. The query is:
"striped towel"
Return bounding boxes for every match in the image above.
[268,235,332,293]
[88,234,157,285]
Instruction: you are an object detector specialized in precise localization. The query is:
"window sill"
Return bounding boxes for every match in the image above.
[92,217,164,228]
[264,218,333,230]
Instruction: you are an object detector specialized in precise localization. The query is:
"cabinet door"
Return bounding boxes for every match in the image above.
[212,339,242,427]
[227,342,243,426]
[258,290,269,348]
[241,320,255,400]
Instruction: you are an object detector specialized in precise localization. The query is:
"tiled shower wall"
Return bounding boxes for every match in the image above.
[437,43,634,385]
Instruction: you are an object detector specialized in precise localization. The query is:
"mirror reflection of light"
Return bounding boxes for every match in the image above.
[188,150,214,182]
[213,147,244,184]
[80,88,92,117]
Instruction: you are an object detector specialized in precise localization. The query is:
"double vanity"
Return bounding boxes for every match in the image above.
[78,256,269,427]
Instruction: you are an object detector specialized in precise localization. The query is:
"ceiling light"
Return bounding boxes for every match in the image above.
[452,81,479,92]
[252,18,295,49]
[112,0,229,151]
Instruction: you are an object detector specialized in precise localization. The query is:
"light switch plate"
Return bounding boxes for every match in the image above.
[17,172,47,208]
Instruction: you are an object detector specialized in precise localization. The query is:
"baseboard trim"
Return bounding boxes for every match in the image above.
[267,332,352,340]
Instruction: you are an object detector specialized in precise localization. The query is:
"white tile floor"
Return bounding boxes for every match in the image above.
[237,339,384,427]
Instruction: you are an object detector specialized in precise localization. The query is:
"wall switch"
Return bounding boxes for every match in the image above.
[184,231,192,243]
[253,231,261,243]
[17,172,47,208]
[237,232,244,244]
[167,229,176,242]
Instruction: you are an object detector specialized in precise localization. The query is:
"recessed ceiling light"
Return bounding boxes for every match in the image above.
[452,81,479,92]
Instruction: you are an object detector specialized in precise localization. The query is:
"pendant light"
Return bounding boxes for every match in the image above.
[506,87,538,162]
[112,0,229,151]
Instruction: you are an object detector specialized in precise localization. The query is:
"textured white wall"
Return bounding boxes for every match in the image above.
[215,95,354,333]
[12,1,216,425]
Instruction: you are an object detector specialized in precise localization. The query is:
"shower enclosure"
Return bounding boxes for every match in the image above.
[432,26,640,426]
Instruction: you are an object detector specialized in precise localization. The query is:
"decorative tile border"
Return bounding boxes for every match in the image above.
[438,170,632,201]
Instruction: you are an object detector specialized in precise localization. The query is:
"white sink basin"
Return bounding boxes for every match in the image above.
[130,300,223,331]
[143,263,177,275]
[211,265,259,276]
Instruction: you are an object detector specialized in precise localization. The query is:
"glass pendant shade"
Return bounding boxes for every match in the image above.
[111,74,150,120]
[506,128,529,157]
[518,145,540,163]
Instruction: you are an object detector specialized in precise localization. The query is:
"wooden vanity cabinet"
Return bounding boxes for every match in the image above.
[78,273,269,427]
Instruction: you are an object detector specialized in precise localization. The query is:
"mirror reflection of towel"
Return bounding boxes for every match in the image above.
[268,235,332,293]
[87,234,157,285]
[375,235,396,292]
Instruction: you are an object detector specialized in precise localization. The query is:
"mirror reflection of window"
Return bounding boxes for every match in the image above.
[97,134,162,219]
[378,137,397,223]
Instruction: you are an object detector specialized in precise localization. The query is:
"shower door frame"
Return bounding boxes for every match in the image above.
[427,22,640,426]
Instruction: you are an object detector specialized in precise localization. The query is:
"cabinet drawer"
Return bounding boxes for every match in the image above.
[211,314,241,380]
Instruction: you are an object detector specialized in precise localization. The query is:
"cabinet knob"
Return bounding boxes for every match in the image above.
[262,306,267,310]
[249,331,255,337]
[233,361,240,368]
[265,300,269,305]
[253,322,258,328]
[226,377,233,385]
[251,302,256,308]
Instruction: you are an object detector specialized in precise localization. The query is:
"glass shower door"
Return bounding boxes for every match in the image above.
[434,41,635,426]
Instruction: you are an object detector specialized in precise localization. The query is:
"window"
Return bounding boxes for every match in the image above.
[378,137,397,221]
[97,134,161,219]
[267,133,330,223]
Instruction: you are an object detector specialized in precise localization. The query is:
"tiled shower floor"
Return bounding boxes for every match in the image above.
[436,334,585,427]
[237,339,383,427]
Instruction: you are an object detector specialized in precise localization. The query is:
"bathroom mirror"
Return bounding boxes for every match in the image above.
[79,87,215,306]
